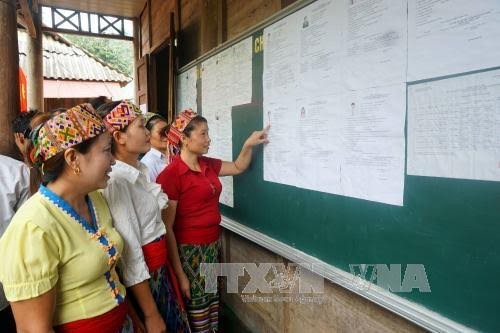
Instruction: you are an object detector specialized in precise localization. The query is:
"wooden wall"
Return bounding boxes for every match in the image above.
[139,2,150,57]
[135,0,297,115]
[137,0,297,67]
[178,0,201,67]
[226,0,281,40]
[150,0,175,52]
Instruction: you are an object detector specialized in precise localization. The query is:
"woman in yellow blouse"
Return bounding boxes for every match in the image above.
[0,104,129,332]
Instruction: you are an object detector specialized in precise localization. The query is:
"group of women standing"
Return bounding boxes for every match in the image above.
[0,100,268,333]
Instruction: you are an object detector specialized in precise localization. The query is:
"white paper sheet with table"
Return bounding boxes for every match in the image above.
[407,69,500,182]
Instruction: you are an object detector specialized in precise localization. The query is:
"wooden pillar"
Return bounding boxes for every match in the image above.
[25,8,44,112]
[0,0,20,157]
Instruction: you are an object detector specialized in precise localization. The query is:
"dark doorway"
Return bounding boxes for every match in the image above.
[150,45,169,118]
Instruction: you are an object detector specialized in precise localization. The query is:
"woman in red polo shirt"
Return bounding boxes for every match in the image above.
[157,109,268,332]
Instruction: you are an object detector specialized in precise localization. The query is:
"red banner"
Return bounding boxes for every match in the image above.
[19,68,27,112]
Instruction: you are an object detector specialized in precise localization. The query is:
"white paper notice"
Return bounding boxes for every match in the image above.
[295,94,344,195]
[263,12,300,100]
[297,0,343,94]
[408,0,500,81]
[408,69,500,182]
[263,0,406,206]
[344,0,407,89]
[263,9,301,188]
[264,99,299,188]
[177,66,198,113]
[341,84,406,205]
[201,37,253,207]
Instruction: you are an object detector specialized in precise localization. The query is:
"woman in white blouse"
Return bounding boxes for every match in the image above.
[98,101,190,333]
[140,112,169,182]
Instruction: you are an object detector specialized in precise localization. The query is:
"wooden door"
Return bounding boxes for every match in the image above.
[135,55,149,112]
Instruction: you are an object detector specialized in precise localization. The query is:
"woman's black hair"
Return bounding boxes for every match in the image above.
[146,115,167,131]
[183,115,207,137]
[96,101,122,117]
[12,109,38,137]
[89,96,111,110]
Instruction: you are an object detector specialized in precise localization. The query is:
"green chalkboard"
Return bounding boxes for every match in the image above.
[194,30,500,333]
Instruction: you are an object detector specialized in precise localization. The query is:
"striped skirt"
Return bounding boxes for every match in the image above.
[178,240,220,333]
[149,265,191,332]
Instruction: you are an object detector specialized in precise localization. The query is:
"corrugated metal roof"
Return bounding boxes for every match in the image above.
[18,31,132,84]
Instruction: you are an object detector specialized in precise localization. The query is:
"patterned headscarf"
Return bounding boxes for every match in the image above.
[166,108,198,163]
[32,103,106,166]
[102,100,141,133]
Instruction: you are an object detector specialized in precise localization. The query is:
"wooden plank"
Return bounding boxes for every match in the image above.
[178,0,201,67]
[226,0,281,40]
[200,0,218,53]
[180,0,199,28]
[135,55,149,110]
[140,2,150,55]
[147,0,152,49]
[149,54,157,114]
[150,0,175,53]
[42,27,133,40]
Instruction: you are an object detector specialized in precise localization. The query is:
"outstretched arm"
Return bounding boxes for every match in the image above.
[219,126,269,176]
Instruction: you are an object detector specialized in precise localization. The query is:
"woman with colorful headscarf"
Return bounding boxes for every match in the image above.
[156,109,268,332]
[98,101,190,333]
[0,104,129,332]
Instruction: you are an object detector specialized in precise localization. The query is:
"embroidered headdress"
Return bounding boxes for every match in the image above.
[166,108,198,163]
[32,103,106,165]
[102,100,141,133]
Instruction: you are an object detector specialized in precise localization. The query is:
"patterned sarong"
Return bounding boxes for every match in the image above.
[149,265,191,332]
[178,240,220,333]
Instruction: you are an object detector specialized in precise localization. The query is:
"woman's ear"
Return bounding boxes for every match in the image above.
[113,130,126,145]
[180,133,188,144]
[14,133,26,150]
[64,148,78,168]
